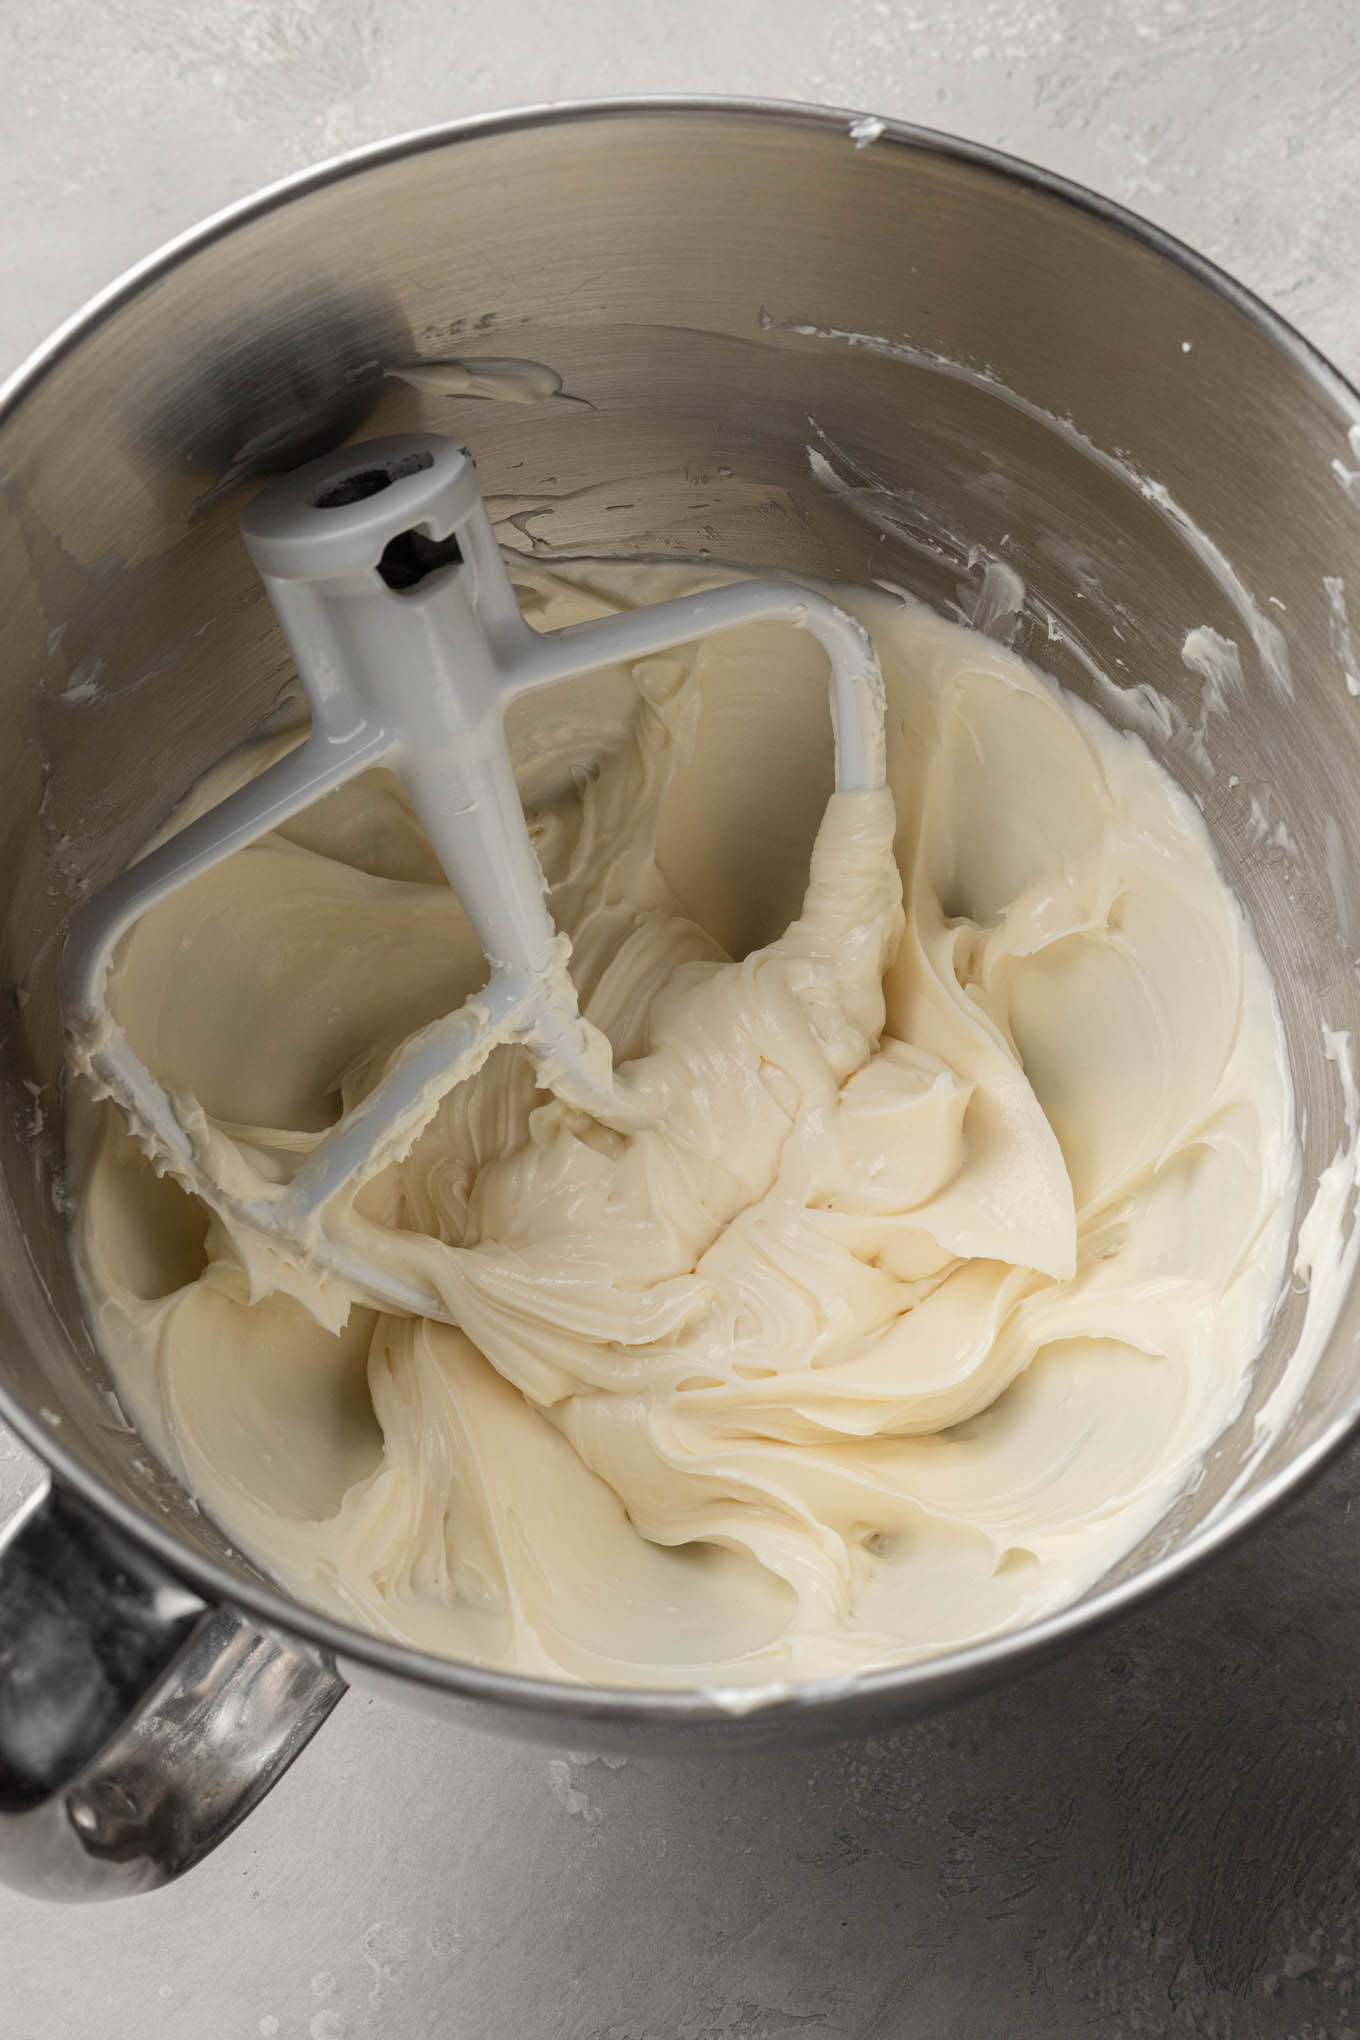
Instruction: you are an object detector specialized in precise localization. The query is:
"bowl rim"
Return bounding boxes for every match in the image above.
[4,92,1360,1730]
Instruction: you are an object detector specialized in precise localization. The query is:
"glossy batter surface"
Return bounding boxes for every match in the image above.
[75,565,1297,1687]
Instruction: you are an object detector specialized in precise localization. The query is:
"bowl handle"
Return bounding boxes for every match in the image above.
[0,1480,344,1900]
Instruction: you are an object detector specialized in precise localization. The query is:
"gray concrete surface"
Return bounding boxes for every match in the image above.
[3,1,1359,2032]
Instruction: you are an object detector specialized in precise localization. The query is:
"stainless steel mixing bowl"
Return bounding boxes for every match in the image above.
[3,99,1359,1901]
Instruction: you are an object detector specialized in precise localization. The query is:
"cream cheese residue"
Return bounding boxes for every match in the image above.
[74,565,1298,1687]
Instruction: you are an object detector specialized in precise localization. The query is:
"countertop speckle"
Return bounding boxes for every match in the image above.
[3,4,1359,2033]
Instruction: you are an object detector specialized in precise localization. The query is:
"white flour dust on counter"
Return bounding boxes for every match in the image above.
[73,563,1298,1687]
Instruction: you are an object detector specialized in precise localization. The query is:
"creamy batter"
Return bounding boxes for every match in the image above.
[75,563,1298,1687]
